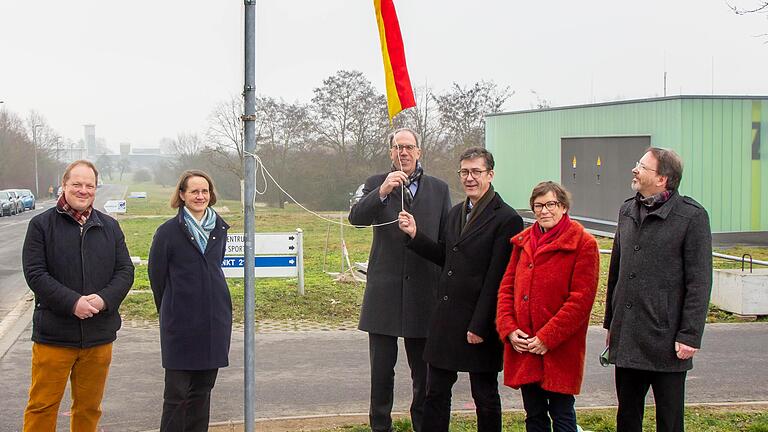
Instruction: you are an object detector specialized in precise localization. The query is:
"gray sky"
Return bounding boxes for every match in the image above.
[1,0,767,151]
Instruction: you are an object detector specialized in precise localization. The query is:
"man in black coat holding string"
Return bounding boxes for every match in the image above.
[349,127,451,432]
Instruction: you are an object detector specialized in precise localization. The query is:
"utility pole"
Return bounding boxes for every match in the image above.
[32,124,43,197]
[55,136,61,183]
[242,1,257,431]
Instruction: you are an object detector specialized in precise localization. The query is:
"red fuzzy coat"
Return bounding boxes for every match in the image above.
[495,221,599,395]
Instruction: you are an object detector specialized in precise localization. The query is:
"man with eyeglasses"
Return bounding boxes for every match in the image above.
[397,146,523,431]
[603,147,712,432]
[349,127,451,432]
[21,160,134,431]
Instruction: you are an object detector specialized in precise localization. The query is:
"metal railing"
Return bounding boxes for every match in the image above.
[598,249,768,269]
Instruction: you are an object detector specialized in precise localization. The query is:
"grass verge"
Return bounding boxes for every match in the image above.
[314,405,768,432]
[114,181,768,325]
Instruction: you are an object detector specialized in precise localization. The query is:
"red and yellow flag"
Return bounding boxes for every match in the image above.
[374,0,416,121]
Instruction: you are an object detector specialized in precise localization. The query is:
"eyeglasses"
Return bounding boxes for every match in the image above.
[457,169,489,179]
[634,161,658,173]
[391,144,417,152]
[532,200,560,213]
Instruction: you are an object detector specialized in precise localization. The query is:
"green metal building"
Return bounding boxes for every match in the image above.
[486,95,767,241]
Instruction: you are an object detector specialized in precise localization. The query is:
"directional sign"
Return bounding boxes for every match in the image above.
[221,256,297,278]
[103,200,127,214]
[225,233,298,256]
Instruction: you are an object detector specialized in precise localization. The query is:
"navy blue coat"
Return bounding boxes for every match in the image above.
[23,207,134,348]
[148,208,232,370]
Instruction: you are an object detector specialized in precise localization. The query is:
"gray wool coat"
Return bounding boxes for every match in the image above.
[603,193,713,372]
[349,173,451,338]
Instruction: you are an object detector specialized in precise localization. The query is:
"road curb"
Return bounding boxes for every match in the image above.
[0,293,33,360]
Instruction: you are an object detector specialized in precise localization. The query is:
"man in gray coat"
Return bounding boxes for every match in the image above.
[349,127,451,432]
[604,147,712,432]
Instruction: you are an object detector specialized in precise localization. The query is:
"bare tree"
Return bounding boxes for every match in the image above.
[117,158,131,180]
[311,70,389,171]
[206,96,246,179]
[530,90,552,109]
[171,132,205,169]
[433,80,513,152]
[395,85,446,163]
[26,111,58,157]
[96,154,115,180]
[727,1,768,14]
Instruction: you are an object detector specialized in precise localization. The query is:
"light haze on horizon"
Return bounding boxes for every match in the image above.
[1,0,767,152]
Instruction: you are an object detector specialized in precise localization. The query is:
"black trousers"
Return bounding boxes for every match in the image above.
[160,368,219,432]
[520,384,577,432]
[421,365,501,432]
[368,333,428,432]
[615,367,687,432]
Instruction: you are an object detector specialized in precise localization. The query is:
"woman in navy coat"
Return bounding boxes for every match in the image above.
[149,170,231,432]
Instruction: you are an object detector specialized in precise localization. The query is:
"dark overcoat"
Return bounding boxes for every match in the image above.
[349,173,451,338]
[496,221,599,395]
[23,207,134,348]
[408,192,522,372]
[148,208,232,370]
[603,193,712,372]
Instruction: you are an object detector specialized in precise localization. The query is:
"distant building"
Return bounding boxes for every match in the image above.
[486,95,768,244]
[120,143,131,157]
[84,124,96,158]
[131,147,161,155]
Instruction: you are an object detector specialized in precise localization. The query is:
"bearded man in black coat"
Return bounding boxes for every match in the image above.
[398,147,523,432]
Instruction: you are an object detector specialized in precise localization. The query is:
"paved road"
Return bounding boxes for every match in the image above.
[0,204,47,320]
[1,322,766,432]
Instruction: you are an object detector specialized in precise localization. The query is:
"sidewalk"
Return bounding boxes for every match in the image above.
[1,322,767,432]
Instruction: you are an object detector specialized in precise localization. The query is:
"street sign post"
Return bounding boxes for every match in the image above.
[103,199,127,214]
[222,230,304,294]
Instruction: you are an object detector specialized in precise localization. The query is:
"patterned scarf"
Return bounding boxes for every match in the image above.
[56,193,91,226]
[391,160,424,208]
[183,206,217,253]
[635,190,673,208]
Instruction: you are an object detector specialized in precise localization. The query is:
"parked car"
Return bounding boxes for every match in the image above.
[1,190,24,214]
[14,189,35,210]
[0,191,16,216]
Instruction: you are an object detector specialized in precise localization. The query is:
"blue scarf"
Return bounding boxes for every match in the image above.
[183,206,216,253]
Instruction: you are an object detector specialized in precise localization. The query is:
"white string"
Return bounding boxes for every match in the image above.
[393,134,406,212]
[243,151,398,228]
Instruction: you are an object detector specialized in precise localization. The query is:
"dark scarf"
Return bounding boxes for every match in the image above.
[529,213,571,254]
[635,190,673,208]
[460,185,495,235]
[391,160,424,208]
[635,190,675,223]
[56,193,92,226]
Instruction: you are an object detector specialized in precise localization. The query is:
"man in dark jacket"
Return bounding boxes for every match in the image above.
[21,160,134,432]
[398,147,523,431]
[349,127,451,432]
[604,147,712,432]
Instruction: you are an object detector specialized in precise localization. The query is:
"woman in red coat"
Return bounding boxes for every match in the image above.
[496,181,599,432]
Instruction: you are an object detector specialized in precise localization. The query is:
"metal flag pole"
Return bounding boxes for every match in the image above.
[243,1,257,431]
